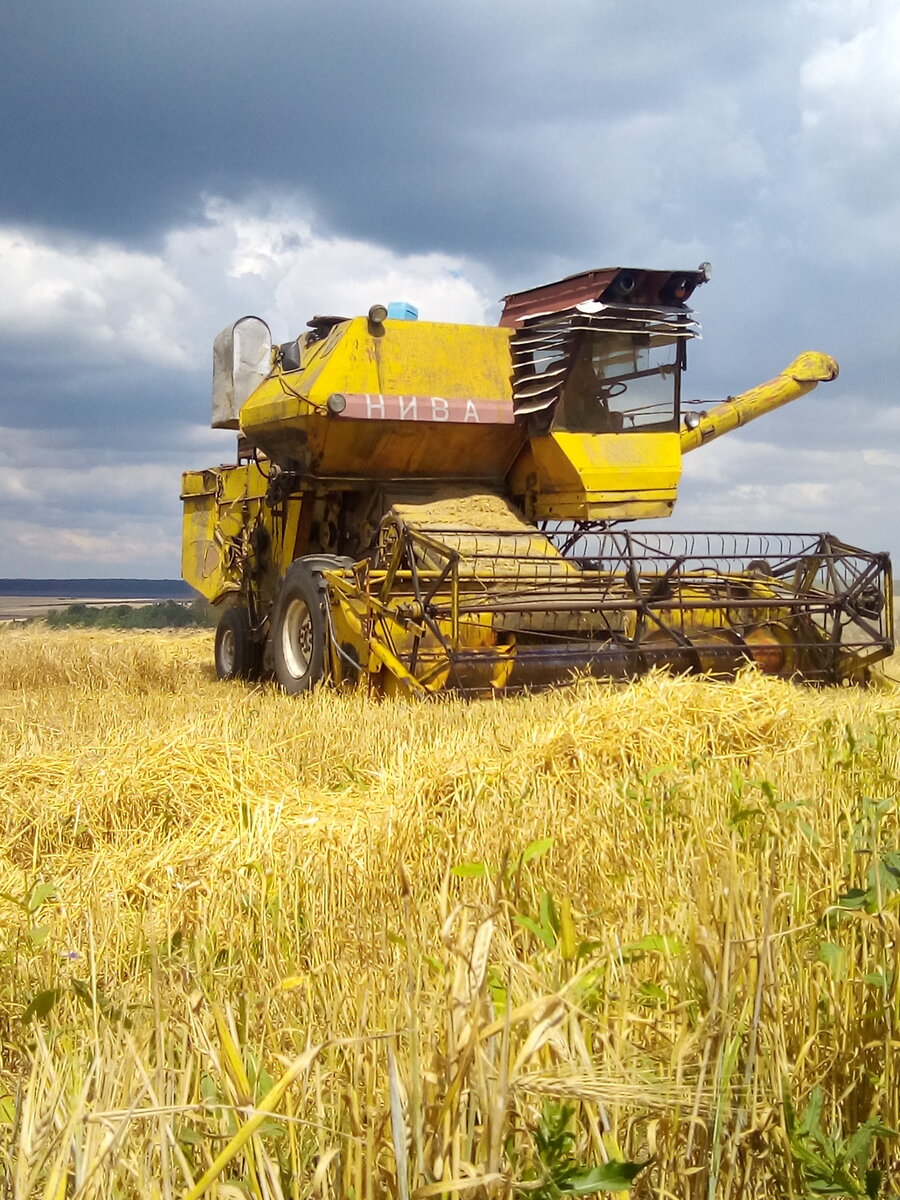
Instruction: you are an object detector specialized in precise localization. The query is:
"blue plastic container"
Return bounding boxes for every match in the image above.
[386,301,419,321]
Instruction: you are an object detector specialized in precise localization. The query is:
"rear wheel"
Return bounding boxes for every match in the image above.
[215,607,261,681]
[272,563,328,694]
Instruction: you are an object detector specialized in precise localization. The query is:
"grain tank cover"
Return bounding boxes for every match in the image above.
[212,316,272,429]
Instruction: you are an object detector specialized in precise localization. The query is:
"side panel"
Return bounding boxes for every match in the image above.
[509,431,682,521]
[181,463,270,603]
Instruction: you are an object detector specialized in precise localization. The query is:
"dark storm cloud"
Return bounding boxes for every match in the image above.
[0,354,204,455]
[2,0,899,575]
[0,0,792,266]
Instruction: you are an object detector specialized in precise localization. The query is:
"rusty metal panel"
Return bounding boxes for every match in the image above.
[500,267,707,327]
[500,269,621,327]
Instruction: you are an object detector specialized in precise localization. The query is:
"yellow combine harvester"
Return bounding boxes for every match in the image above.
[181,266,893,693]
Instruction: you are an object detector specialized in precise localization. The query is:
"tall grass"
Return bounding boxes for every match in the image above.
[1,627,899,1197]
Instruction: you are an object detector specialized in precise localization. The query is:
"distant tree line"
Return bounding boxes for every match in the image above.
[44,600,216,629]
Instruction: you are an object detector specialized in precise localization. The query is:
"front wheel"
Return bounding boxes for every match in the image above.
[214,607,262,681]
[271,563,328,694]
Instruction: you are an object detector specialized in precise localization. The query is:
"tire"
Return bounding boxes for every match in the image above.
[272,562,329,694]
[214,607,261,681]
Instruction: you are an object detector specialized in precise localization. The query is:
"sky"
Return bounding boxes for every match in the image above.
[1,0,898,577]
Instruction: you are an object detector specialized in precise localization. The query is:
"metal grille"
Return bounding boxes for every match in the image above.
[511,304,699,416]
[338,521,893,693]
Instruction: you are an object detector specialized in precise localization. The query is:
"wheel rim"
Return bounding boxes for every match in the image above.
[219,627,236,674]
[281,597,313,678]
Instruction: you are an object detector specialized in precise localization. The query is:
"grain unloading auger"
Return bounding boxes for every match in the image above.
[181,266,893,694]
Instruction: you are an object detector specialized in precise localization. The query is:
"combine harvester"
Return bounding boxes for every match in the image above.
[182,266,893,694]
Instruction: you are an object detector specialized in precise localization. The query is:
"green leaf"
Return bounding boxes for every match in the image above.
[70,979,133,1028]
[487,974,508,1015]
[799,819,822,847]
[0,1094,15,1124]
[28,925,49,948]
[71,979,97,1009]
[622,934,685,957]
[863,1120,895,1139]
[757,779,777,804]
[836,888,868,911]
[559,1159,650,1193]
[540,891,560,937]
[845,1126,876,1176]
[798,1086,825,1139]
[728,768,745,799]
[730,806,763,827]
[522,837,554,863]
[818,941,847,980]
[869,857,900,898]
[865,971,890,993]
[21,989,61,1023]
[514,913,556,949]
[637,981,667,1008]
[27,882,58,913]
[451,861,488,879]
[789,1139,832,1174]
[255,1069,275,1100]
[571,967,605,1010]
[846,1119,895,1175]
[255,1118,286,1139]
[806,1180,861,1195]
[783,1080,797,1139]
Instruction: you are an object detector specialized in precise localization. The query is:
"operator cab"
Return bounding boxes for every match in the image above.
[500,266,707,436]
[550,330,683,434]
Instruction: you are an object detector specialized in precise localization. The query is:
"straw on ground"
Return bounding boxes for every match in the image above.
[1,627,899,1198]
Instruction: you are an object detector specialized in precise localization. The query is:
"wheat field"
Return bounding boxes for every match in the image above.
[1,626,899,1199]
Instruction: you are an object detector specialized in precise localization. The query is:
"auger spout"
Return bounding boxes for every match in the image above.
[680,352,839,454]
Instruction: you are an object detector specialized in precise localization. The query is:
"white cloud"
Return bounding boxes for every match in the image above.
[676,430,895,552]
[800,2,900,143]
[0,232,192,367]
[0,462,174,505]
[0,449,188,575]
[1,517,181,572]
[0,199,499,379]
[861,447,900,469]
[796,0,900,254]
[0,209,499,577]
[198,198,497,337]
